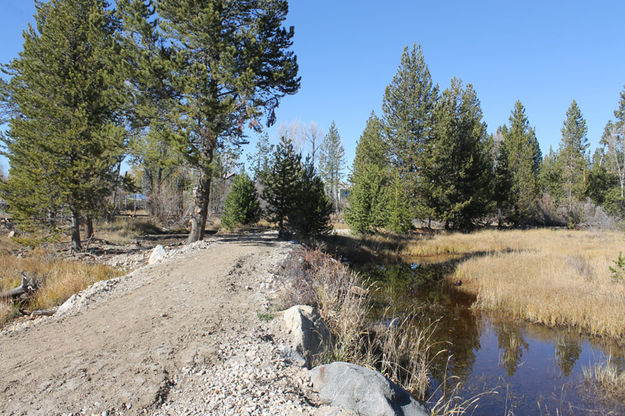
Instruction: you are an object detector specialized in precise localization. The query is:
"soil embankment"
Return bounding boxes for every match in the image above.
[0,233,327,415]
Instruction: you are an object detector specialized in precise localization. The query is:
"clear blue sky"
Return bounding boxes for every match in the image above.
[2,0,625,173]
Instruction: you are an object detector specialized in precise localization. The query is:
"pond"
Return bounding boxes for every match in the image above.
[358,259,625,415]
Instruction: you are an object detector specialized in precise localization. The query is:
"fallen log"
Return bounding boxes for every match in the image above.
[0,274,35,300]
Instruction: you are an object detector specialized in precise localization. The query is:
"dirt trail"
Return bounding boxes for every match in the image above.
[0,234,312,415]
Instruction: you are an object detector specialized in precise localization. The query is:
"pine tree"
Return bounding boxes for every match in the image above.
[318,121,345,209]
[499,101,542,226]
[262,136,301,238]
[539,147,563,202]
[290,157,332,237]
[155,0,300,243]
[422,79,494,230]
[556,100,589,224]
[381,44,437,219]
[493,125,511,227]
[0,0,127,250]
[386,169,412,233]
[221,173,261,230]
[346,112,390,233]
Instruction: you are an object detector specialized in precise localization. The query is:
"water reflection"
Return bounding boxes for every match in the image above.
[358,258,625,416]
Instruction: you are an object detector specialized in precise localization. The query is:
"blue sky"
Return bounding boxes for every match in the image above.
[2,1,625,174]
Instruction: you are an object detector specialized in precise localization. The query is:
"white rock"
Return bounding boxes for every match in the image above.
[149,245,167,265]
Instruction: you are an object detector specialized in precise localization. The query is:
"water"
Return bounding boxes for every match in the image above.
[358,260,625,415]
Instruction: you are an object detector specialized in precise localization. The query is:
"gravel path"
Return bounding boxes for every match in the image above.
[0,233,342,415]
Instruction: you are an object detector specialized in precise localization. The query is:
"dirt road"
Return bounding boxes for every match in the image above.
[0,234,319,415]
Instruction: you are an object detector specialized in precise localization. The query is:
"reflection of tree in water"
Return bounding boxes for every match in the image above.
[494,320,529,376]
[555,334,581,377]
[362,260,482,388]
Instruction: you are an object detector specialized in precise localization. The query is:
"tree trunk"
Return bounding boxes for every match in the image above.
[187,173,212,243]
[86,216,94,239]
[71,210,81,252]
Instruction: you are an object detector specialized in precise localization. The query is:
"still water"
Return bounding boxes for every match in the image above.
[359,260,625,415]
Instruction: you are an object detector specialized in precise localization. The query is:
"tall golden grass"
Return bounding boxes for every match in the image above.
[0,250,122,324]
[422,229,625,341]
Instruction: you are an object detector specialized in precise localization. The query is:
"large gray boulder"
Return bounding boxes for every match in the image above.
[309,362,429,416]
[282,305,331,367]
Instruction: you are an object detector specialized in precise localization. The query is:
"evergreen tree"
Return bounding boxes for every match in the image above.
[499,101,542,226]
[0,0,126,250]
[221,173,261,230]
[556,100,589,221]
[539,146,563,202]
[587,148,619,208]
[290,157,332,237]
[318,121,345,209]
[262,136,301,238]
[386,169,412,233]
[600,86,625,203]
[493,125,511,227]
[155,0,300,243]
[346,112,390,233]
[381,44,437,219]
[422,79,494,230]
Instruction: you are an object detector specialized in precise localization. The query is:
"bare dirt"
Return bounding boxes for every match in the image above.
[0,233,335,415]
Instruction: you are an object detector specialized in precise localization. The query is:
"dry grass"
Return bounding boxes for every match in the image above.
[0,250,123,324]
[583,357,625,403]
[435,229,625,341]
[279,248,448,403]
[95,217,163,244]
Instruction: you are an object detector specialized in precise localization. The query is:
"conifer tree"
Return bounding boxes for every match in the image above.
[155,0,300,243]
[493,125,511,227]
[318,121,345,209]
[556,100,589,223]
[221,173,261,230]
[262,136,301,238]
[381,44,437,219]
[422,79,494,230]
[346,112,390,233]
[290,157,332,237]
[499,101,542,226]
[0,0,126,250]
[539,147,563,202]
[247,133,275,182]
[386,169,412,233]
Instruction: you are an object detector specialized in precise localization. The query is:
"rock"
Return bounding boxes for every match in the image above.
[149,245,167,265]
[8,230,15,239]
[282,305,331,367]
[309,362,429,416]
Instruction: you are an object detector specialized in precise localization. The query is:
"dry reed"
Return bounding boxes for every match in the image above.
[583,357,625,403]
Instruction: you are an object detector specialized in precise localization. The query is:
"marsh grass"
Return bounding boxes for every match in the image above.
[0,250,123,324]
[583,357,625,404]
[449,230,625,341]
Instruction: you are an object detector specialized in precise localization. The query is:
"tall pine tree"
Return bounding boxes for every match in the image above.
[318,121,345,210]
[381,44,437,220]
[155,0,300,243]
[498,101,542,226]
[422,79,494,230]
[0,0,127,250]
[556,100,589,223]
[346,112,390,233]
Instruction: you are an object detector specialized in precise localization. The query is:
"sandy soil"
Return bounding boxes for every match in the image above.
[0,233,325,415]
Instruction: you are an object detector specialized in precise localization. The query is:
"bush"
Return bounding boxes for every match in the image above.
[221,173,261,230]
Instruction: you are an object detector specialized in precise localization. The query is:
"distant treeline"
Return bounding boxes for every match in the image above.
[346,45,625,233]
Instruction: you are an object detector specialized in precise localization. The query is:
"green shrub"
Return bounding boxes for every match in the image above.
[221,173,261,230]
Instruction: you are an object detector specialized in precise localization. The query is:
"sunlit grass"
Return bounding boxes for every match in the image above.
[0,250,123,324]
[583,357,625,404]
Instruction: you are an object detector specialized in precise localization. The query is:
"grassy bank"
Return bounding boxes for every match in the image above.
[0,250,123,325]
[278,247,482,414]
[330,228,625,343]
